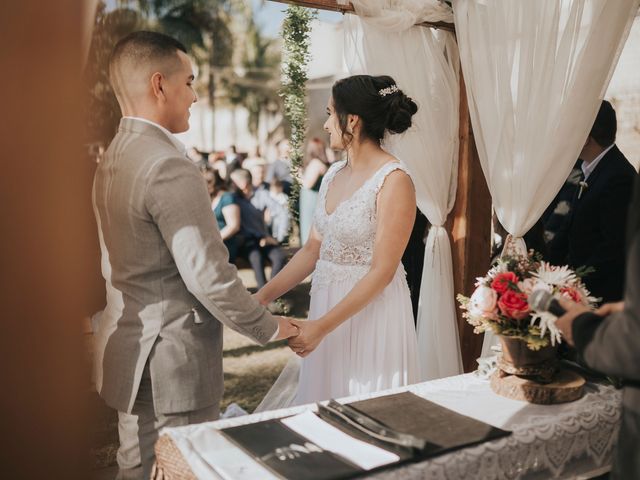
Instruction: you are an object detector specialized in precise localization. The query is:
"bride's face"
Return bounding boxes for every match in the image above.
[323,98,345,150]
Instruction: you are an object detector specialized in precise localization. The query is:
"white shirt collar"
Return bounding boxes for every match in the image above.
[581,144,614,180]
[123,116,187,155]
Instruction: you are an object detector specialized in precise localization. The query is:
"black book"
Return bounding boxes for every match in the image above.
[221,392,511,480]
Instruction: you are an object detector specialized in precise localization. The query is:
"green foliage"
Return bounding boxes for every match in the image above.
[85,0,285,150]
[574,265,596,279]
[84,3,148,143]
[280,6,316,227]
[224,17,281,136]
[84,0,241,146]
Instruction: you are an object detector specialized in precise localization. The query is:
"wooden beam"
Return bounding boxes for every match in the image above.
[447,69,492,373]
[268,0,455,32]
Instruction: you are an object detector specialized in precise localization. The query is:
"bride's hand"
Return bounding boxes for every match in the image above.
[252,291,269,306]
[288,319,329,357]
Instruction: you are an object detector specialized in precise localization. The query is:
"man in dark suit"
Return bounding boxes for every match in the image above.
[549,100,637,303]
[556,171,640,479]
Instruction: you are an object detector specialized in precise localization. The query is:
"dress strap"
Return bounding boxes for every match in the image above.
[373,162,412,194]
[319,160,347,199]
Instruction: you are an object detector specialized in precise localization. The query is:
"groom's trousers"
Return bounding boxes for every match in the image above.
[116,363,218,480]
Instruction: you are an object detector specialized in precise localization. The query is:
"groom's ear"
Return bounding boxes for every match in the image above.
[150,72,166,101]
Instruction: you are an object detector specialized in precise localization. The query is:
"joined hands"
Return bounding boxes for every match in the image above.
[274,318,329,357]
[254,292,330,357]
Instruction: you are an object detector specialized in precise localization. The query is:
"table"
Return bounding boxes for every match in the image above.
[154,374,621,479]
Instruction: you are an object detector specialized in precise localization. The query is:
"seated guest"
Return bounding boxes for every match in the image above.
[248,160,270,192]
[232,169,290,243]
[269,179,291,244]
[230,169,286,288]
[243,146,266,171]
[225,144,242,173]
[187,146,208,170]
[205,170,240,262]
[210,152,229,182]
[549,100,637,303]
[266,139,293,195]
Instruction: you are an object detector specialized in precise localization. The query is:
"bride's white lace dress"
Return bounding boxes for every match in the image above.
[257,160,420,410]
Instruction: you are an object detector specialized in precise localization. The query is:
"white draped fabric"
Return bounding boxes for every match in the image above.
[343,0,463,380]
[452,0,639,356]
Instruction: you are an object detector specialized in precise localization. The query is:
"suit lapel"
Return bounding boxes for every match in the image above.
[576,147,619,204]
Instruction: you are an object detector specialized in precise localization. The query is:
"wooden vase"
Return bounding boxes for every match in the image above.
[498,336,558,382]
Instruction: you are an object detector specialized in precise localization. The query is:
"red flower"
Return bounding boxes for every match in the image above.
[498,290,530,320]
[491,272,518,294]
[560,287,582,303]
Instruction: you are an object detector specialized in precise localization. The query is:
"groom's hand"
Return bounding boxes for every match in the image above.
[274,317,300,341]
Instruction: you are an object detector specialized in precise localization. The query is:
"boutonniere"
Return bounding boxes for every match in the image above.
[578,180,588,199]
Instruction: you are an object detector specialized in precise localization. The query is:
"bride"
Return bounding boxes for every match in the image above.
[255,74,420,408]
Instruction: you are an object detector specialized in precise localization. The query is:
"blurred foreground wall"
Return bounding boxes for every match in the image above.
[0,1,99,478]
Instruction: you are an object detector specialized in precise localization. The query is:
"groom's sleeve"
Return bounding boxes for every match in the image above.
[145,155,278,345]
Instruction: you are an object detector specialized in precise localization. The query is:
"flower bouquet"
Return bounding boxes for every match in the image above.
[459,251,596,401]
[458,251,597,352]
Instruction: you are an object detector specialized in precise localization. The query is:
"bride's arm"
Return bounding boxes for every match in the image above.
[289,171,416,355]
[254,227,322,304]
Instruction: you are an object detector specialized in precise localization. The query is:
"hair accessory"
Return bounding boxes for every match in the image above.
[378,85,399,97]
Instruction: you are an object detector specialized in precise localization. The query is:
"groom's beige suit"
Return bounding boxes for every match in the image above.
[92,117,278,477]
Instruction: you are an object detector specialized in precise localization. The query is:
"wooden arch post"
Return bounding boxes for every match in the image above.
[269,0,491,372]
[0,1,98,478]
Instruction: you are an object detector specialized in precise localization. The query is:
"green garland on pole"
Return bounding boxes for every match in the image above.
[280,5,316,238]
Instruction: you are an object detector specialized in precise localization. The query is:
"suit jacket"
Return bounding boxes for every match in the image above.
[548,145,637,303]
[572,172,640,478]
[92,118,277,414]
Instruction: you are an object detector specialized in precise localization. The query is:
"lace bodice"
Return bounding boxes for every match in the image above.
[310,159,409,273]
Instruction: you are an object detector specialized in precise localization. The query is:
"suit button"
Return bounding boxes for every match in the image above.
[192,307,203,324]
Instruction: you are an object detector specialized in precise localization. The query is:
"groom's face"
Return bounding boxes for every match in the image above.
[162,50,197,133]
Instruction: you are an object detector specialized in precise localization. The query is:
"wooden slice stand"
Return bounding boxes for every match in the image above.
[490,368,585,404]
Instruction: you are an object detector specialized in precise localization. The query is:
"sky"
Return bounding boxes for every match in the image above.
[104,0,342,38]
[251,0,341,38]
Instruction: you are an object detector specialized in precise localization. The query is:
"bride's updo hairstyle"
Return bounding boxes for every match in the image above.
[331,75,418,147]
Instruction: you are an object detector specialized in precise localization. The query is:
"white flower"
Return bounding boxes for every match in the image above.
[534,280,552,293]
[517,278,537,295]
[530,311,563,346]
[532,262,577,287]
[469,285,498,318]
[575,283,599,307]
[486,263,507,279]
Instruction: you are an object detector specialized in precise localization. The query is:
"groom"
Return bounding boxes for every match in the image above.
[93,31,298,478]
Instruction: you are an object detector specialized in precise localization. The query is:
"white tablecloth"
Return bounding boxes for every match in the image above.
[161,374,621,480]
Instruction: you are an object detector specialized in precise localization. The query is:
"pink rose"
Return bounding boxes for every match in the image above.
[469,285,498,318]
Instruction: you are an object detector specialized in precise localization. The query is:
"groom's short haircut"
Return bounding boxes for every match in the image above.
[109,31,188,100]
